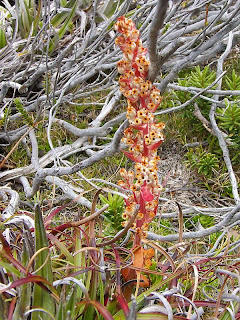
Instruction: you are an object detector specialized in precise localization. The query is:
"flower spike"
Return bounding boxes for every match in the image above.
[115,17,164,248]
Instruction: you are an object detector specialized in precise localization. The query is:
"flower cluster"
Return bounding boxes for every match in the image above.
[114,16,165,246]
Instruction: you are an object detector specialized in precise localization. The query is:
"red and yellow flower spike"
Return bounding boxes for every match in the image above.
[115,16,165,247]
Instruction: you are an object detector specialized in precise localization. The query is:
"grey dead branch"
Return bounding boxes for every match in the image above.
[0,0,240,240]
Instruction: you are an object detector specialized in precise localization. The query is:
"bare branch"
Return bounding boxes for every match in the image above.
[155,72,226,115]
[168,83,240,97]
[193,103,232,145]
[158,17,240,92]
[147,0,169,82]
[208,31,240,204]
[0,187,19,219]
[147,204,240,241]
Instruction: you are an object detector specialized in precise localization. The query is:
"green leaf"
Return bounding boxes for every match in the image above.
[108,192,113,203]
[32,204,55,320]
[0,260,21,277]
[202,65,209,78]
[51,0,77,27]
[48,28,59,54]
[56,302,64,320]
[18,0,31,36]
[0,28,7,49]
[99,194,108,204]
[48,233,74,264]
[65,288,77,317]
[32,0,42,36]
[58,0,77,39]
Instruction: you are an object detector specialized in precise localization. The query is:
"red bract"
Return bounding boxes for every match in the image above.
[140,184,154,202]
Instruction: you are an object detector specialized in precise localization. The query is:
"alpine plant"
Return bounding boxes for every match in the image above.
[114,17,165,249]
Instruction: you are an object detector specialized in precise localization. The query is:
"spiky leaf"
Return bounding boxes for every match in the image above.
[32,204,55,320]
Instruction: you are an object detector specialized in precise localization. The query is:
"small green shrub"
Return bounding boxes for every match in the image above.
[14,98,34,126]
[189,65,216,88]
[217,102,240,163]
[175,65,216,136]
[185,147,219,178]
[0,108,11,129]
[99,193,124,235]
[218,103,240,133]
[187,213,215,229]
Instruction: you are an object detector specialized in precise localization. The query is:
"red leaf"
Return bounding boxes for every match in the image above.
[8,297,16,320]
[44,204,70,226]
[0,275,56,295]
[1,250,27,274]
[0,230,11,253]
[116,293,129,317]
[77,300,114,320]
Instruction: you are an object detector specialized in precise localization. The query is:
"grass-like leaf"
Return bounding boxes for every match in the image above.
[50,0,77,27]
[0,28,7,49]
[32,204,55,320]
[58,0,77,39]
